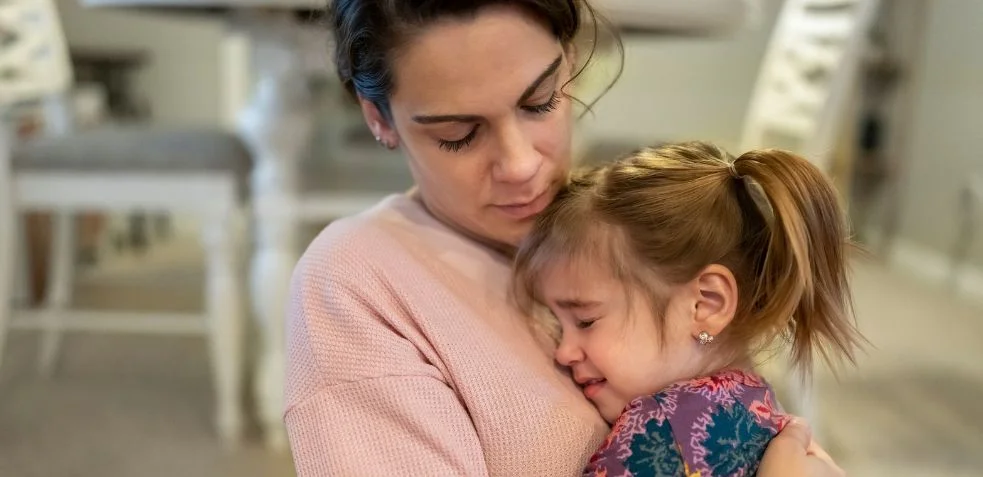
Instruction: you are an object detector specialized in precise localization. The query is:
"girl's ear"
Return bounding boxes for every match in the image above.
[686,264,738,340]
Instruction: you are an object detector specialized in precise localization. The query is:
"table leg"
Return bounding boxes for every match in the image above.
[239,69,314,452]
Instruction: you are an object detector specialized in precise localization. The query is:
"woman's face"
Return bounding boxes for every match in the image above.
[365,6,575,247]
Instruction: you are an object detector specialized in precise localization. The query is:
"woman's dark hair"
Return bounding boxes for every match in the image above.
[328,0,622,121]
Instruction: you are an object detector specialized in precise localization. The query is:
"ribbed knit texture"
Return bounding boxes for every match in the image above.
[285,194,609,476]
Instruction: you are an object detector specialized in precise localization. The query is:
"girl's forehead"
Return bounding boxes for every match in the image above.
[539,255,620,293]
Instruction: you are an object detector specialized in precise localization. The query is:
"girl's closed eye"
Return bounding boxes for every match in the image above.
[576,317,599,329]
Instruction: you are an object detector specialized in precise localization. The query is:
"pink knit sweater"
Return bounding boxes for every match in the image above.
[285,193,609,476]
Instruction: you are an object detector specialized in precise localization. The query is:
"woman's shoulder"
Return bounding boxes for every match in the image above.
[294,192,506,295]
[290,191,501,316]
[285,194,446,401]
[294,193,430,279]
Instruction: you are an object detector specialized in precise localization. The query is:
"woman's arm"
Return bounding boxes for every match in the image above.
[285,376,489,476]
[758,418,845,477]
[284,246,489,476]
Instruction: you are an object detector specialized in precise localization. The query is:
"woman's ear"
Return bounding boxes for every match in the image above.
[687,264,739,339]
[358,96,399,149]
[565,42,579,75]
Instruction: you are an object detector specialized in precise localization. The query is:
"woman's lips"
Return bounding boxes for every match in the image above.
[494,188,552,220]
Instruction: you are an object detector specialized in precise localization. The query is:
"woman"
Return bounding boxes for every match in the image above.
[285,1,844,475]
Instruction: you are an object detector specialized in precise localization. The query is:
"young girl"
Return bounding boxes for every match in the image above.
[513,141,863,477]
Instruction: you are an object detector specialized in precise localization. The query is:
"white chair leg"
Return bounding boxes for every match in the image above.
[38,212,75,377]
[201,207,245,448]
[250,212,296,452]
[13,215,31,306]
[0,187,14,373]
[950,178,980,288]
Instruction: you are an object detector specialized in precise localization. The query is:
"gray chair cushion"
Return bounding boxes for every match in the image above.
[13,125,252,199]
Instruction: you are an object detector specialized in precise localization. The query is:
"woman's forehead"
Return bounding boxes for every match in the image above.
[389,6,566,117]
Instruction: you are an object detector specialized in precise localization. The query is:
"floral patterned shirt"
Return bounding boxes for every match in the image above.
[584,369,790,477]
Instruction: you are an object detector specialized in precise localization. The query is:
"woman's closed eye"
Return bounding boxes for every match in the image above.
[438,125,479,152]
[436,92,561,153]
[521,91,560,115]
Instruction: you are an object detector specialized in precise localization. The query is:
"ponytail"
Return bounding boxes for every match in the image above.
[733,149,862,374]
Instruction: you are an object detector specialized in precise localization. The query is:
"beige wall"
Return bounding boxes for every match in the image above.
[892,0,983,267]
[580,0,782,151]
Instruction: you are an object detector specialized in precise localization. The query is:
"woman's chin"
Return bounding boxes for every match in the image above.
[503,227,532,248]
[486,220,534,249]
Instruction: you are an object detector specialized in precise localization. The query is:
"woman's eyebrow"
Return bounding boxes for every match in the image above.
[411,113,482,125]
[410,53,564,125]
[516,54,563,104]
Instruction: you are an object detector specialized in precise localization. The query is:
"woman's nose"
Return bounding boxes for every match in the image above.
[492,122,541,184]
[554,334,584,366]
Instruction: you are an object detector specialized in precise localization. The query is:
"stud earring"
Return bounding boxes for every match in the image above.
[375,136,397,150]
[697,331,714,346]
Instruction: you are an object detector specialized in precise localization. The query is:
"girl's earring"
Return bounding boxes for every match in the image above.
[697,331,714,346]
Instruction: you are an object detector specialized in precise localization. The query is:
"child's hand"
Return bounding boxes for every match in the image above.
[758,418,846,477]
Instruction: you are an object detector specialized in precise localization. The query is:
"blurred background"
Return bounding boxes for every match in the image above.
[1,0,981,475]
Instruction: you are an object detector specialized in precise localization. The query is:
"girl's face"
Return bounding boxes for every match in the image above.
[363,5,575,248]
[540,258,721,423]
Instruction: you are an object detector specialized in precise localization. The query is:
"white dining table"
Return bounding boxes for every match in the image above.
[80,0,757,453]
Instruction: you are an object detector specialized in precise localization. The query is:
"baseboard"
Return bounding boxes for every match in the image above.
[881,236,983,304]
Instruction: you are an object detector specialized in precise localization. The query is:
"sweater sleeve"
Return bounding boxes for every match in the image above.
[283,231,490,477]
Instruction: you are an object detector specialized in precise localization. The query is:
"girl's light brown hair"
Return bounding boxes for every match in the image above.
[513,141,863,376]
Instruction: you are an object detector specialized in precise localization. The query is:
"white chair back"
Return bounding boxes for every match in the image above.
[739,0,881,171]
[0,0,72,108]
[0,0,73,318]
